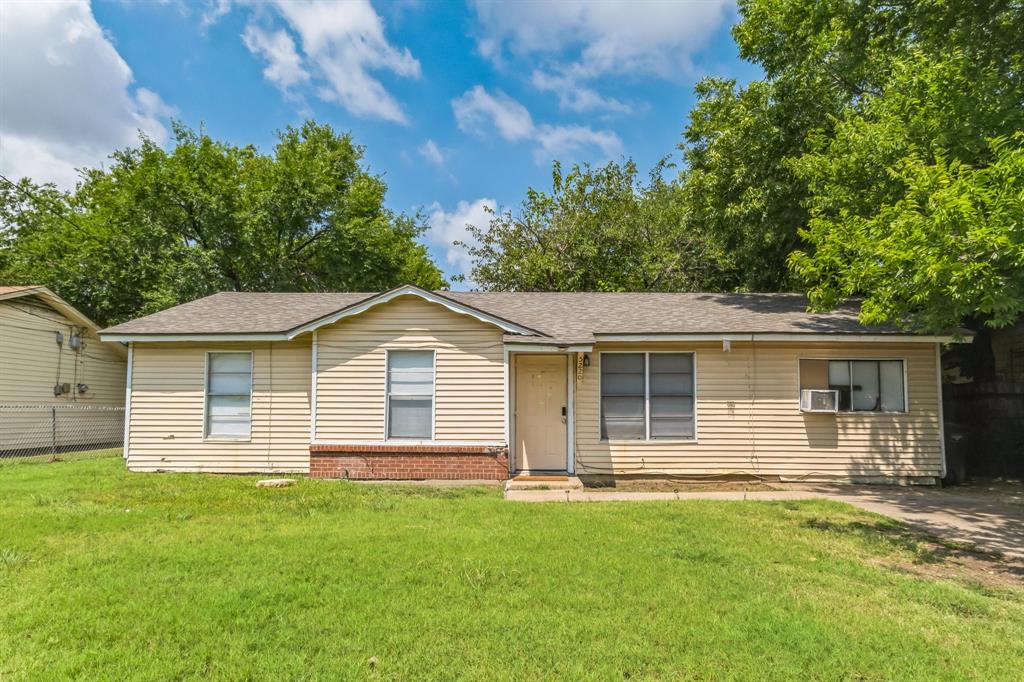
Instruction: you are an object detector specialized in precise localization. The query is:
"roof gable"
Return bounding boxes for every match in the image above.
[1,285,128,357]
[100,285,543,341]
[288,285,543,338]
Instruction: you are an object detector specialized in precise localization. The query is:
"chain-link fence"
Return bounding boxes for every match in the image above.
[0,404,124,459]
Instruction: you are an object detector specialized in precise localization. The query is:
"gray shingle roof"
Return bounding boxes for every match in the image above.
[101,289,910,341]
[101,292,371,335]
[444,292,896,340]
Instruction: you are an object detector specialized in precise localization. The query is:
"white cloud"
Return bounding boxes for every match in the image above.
[471,0,733,110]
[269,0,419,124]
[418,139,445,166]
[530,70,631,114]
[426,198,495,285]
[451,85,621,162]
[200,0,232,29]
[472,0,732,76]
[534,124,622,164]
[0,0,172,189]
[452,86,534,141]
[242,24,309,92]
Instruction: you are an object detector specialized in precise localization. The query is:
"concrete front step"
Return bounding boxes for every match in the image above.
[504,475,584,492]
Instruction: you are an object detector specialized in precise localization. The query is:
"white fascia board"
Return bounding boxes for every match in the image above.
[505,343,593,353]
[285,285,540,338]
[99,332,291,343]
[593,333,964,344]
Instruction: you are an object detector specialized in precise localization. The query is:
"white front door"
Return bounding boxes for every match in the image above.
[515,355,567,472]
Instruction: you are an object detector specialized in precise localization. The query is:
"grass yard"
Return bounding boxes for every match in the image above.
[2,458,1022,680]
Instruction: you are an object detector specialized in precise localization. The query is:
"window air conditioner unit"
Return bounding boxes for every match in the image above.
[800,389,839,413]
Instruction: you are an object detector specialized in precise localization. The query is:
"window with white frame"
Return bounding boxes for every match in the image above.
[601,352,695,440]
[205,352,252,439]
[387,350,434,439]
[799,358,906,412]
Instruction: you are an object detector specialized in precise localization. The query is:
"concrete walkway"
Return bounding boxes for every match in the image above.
[506,482,1024,560]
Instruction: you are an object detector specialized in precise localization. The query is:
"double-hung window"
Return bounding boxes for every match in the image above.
[601,352,695,440]
[387,350,434,439]
[800,358,906,412]
[205,352,252,439]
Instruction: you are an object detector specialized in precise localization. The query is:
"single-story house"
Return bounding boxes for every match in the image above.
[99,285,958,483]
[1,285,127,454]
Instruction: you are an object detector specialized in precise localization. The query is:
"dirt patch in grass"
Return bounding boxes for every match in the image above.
[805,516,1024,591]
[885,547,1024,591]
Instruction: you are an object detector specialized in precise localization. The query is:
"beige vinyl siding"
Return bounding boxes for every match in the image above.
[127,339,311,472]
[574,342,942,479]
[0,298,126,451]
[316,295,505,442]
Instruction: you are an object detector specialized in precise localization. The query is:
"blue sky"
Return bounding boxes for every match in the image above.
[0,0,758,287]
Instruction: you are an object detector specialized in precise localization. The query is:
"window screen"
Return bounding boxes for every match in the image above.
[387,350,434,439]
[206,352,252,438]
[600,353,645,440]
[649,354,695,439]
[601,353,696,440]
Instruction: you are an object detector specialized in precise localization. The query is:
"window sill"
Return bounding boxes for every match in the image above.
[799,410,908,415]
[204,436,252,443]
[601,439,698,445]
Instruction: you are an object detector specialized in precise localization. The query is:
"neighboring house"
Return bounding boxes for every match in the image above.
[0,285,127,453]
[99,285,958,483]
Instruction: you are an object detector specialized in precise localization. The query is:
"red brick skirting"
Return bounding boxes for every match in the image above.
[309,444,509,480]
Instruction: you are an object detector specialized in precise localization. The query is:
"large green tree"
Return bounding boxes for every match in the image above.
[0,121,444,326]
[683,0,1024,330]
[460,159,729,292]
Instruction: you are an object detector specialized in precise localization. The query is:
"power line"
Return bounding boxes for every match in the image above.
[0,173,90,234]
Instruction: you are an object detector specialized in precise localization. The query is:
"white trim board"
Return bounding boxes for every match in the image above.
[122,343,133,460]
[594,333,963,344]
[100,332,290,343]
[504,343,593,353]
[310,331,318,442]
[566,354,575,475]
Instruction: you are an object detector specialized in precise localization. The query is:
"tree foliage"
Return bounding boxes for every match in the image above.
[0,121,444,326]
[684,0,1024,330]
[460,160,729,292]
[791,135,1024,331]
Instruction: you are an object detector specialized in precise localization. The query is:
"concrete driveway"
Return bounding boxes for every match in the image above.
[814,481,1024,560]
[507,481,1024,560]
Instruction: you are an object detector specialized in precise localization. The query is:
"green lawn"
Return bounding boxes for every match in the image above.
[1,458,1022,680]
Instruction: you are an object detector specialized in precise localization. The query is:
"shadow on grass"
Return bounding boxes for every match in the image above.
[803,515,1024,589]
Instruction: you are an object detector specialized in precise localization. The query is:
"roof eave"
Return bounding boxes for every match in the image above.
[593,332,967,343]
[99,332,292,343]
